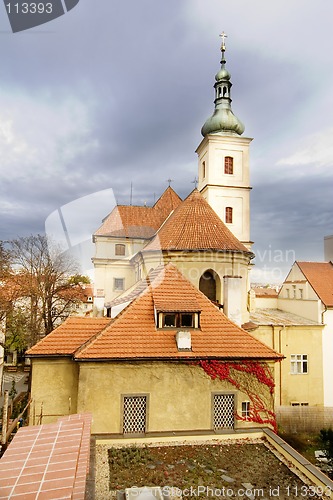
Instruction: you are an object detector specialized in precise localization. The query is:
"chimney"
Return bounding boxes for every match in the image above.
[176,331,191,351]
[223,276,242,326]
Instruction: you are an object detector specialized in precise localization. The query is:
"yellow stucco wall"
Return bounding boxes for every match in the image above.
[30,359,275,434]
[250,325,324,407]
[29,358,79,424]
[76,361,273,434]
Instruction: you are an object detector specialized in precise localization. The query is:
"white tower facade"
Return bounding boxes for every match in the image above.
[197,33,253,250]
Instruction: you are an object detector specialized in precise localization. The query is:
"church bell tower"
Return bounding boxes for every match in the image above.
[197,33,252,250]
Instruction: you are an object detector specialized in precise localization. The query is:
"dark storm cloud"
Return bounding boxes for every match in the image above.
[0,0,332,283]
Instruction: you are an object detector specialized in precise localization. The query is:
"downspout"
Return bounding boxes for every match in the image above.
[278,325,285,406]
[322,305,327,325]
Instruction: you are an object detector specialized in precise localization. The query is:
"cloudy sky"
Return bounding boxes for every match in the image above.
[0,0,332,283]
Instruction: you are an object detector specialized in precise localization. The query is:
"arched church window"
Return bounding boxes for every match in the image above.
[199,271,216,302]
[225,207,233,224]
[224,156,233,175]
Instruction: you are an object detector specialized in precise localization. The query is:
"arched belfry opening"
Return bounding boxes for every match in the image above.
[199,270,218,302]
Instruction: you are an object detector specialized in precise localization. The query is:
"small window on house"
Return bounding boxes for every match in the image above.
[114,278,124,291]
[300,402,309,406]
[291,354,308,374]
[224,156,234,175]
[290,402,300,406]
[162,312,195,328]
[286,288,290,299]
[115,244,125,256]
[299,289,303,299]
[225,207,233,224]
[202,161,206,179]
[180,313,194,328]
[122,395,147,434]
[241,401,250,420]
[292,285,296,299]
[164,314,176,327]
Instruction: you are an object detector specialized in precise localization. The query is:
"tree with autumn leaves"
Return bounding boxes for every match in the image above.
[1,234,90,353]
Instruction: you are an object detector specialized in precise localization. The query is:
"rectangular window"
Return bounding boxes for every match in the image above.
[163,313,176,327]
[241,401,250,420]
[114,278,124,291]
[202,161,206,179]
[224,156,234,175]
[180,313,193,327]
[162,313,194,328]
[122,395,147,434]
[225,207,233,224]
[292,285,296,298]
[286,288,290,299]
[115,244,125,256]
[291,354,308,374]
[213,393,235,430]
[299,289,303,299]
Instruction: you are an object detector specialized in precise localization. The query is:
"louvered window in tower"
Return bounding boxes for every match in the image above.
[225,207,233,224]
[224,156,233,174]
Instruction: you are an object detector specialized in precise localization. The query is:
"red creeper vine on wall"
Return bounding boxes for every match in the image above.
[195,360,277,432]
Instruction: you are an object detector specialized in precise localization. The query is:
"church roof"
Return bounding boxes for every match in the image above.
[295,261,333,307]
[28,264,281,361]
[143,189,252,254]
[94,186,182,239]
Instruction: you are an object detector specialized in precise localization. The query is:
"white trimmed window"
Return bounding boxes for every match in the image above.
[291,354,308,374]
[241,401,250,420]
[114,278,124,291]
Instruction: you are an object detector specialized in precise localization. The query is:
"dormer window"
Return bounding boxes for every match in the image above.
[164,314,176,327]
[159,312,199,328]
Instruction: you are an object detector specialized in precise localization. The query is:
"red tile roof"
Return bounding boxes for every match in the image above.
[26,317,111,356]
[94,186,182,239]
[296,261,333,307]
[253,287,279,298]
[0,414,91,500]
[27,265,281,361]
[143,189,252,254]
[75,265,279,360]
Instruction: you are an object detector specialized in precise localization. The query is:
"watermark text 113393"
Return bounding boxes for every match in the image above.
[3,0,80,33]
[6,2,53,14]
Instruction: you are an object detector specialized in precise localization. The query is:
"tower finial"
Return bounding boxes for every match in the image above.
[219,31,227,51]
[201,32,245,137]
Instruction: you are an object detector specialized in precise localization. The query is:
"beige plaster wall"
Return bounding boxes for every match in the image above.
[30,358,79,424]
[251,325,324,407]
[76,362,273,434]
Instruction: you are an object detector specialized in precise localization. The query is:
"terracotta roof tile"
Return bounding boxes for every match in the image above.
[75,264,280,361]
[295,261,333,307]
[26,317,111,356]
[94,187,182,239]
[143,189,252,254]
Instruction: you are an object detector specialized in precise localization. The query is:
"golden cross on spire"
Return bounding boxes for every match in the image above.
[219,31,227,50]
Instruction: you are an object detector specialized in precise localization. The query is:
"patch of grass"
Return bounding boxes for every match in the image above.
[278,431,322,464]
